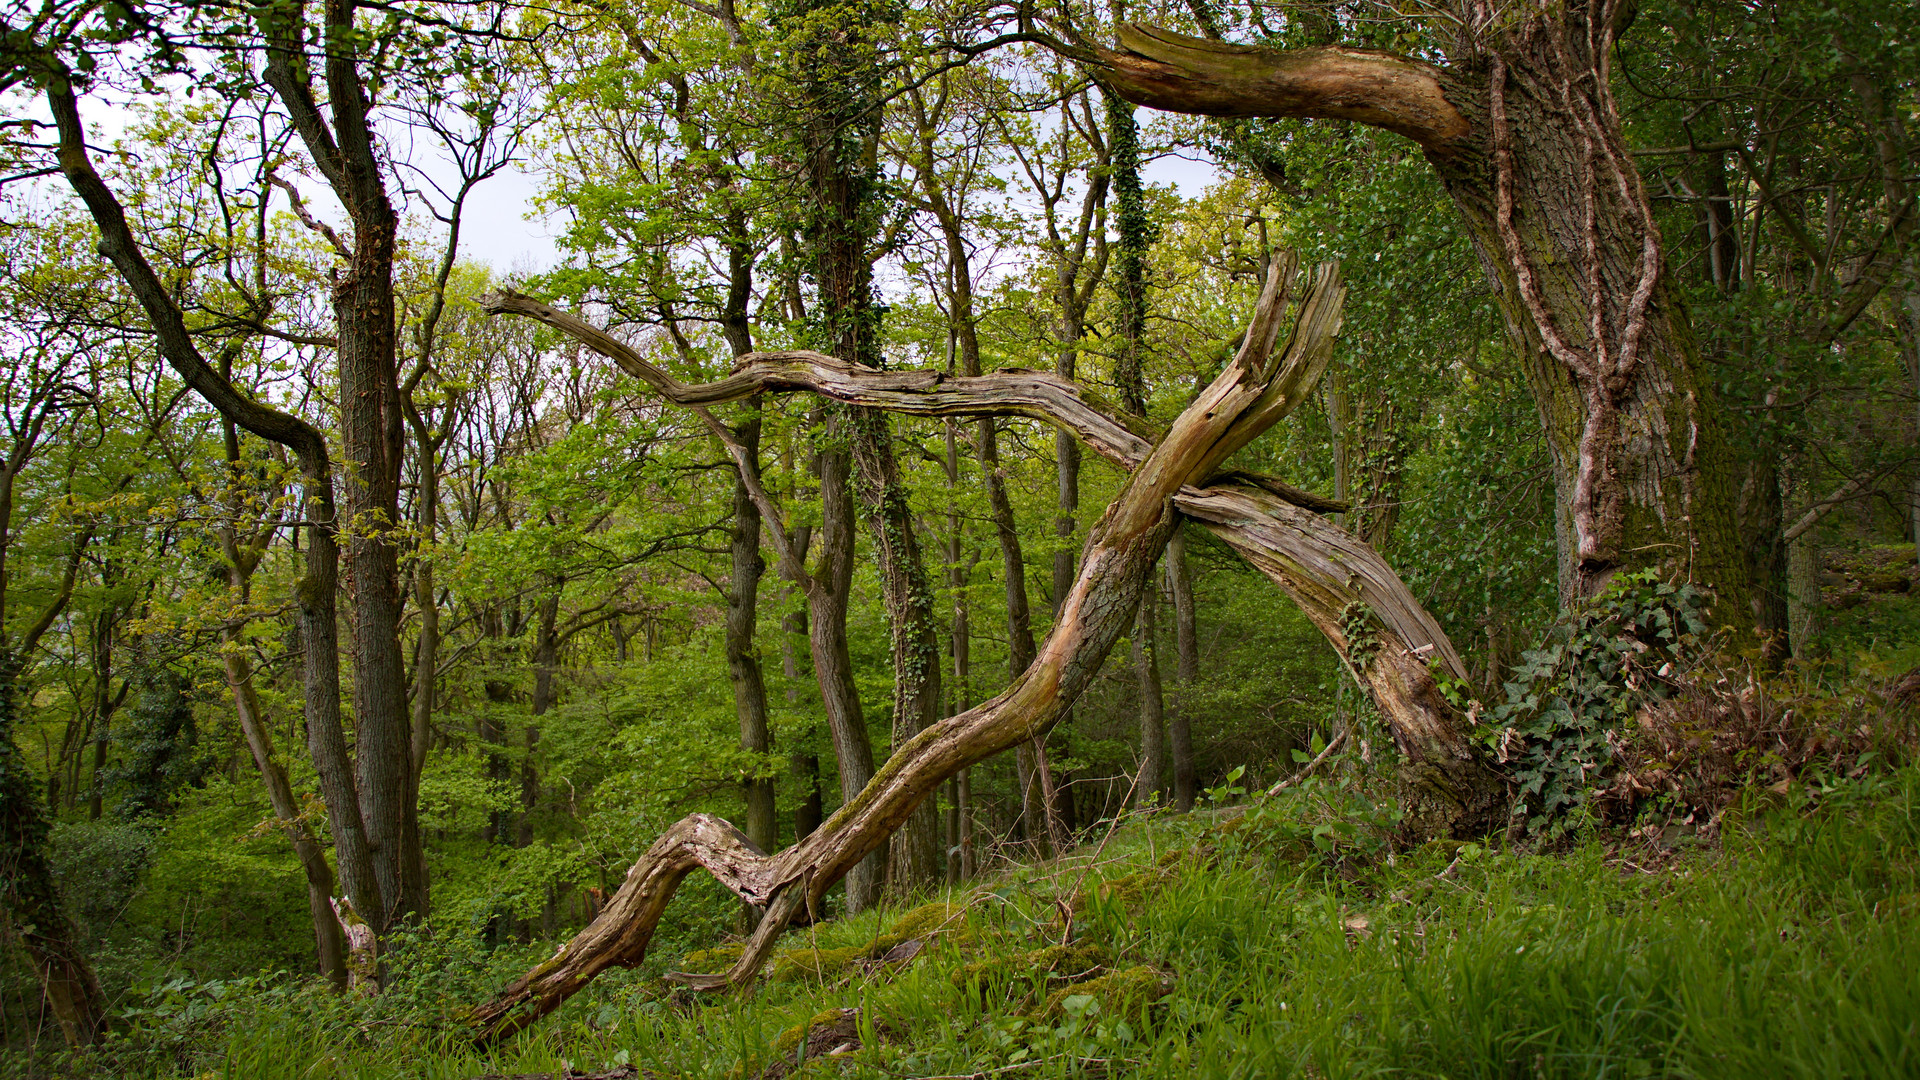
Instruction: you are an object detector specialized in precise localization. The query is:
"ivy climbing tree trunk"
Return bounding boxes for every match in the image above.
[264,0,420,928]
[1108,85,1167,809]
[780,0,941,900]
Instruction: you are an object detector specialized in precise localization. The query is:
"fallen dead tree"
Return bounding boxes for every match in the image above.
[466,258,1501,1044]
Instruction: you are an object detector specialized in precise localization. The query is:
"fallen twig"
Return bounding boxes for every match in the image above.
[1266,729,1349,796]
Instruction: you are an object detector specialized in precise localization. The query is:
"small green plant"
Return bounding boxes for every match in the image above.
[1201,765,1246,806]
[1339,600,1383,670]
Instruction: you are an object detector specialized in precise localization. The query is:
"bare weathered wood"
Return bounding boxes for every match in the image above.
[1091,26,1470,152]
[476,291,1155,467]
[470,259,1326,1041]
[468,259,1499,1044]
[1174,483,1498,835]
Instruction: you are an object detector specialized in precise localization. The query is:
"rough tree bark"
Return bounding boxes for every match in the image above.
[260,0,421,927]
[466,257,1501,1043]
[780,0,931,904]
[1108,84,1167,810]
[47,72,386,931]
[727,410,778,854]
[215,421,349,987]
[1085,8,1754,626]
[1165,525,1199,811]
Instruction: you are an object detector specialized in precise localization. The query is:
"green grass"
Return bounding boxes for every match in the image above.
[20,764,1919,1080]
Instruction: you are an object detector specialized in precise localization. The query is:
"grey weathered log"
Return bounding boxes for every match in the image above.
[467,259,1498,1045]
[477,290,1156,468]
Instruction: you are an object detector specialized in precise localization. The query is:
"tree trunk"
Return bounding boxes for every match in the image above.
[780,571,824,843]
[1089,15,1754,629]
[812,440,881,910]
[850,414,945,898]
[1165,526,1199,811]
[216,425,349,988]
[1738,455,1790,664]
[942,418,977,881]
[1904,283,1920,577]
[1044,125,1105,847]
[1110,86,1167,816]
[727,411,777,854]
[778,0,911,906]
[84,608,122,821]
[1131,587,1166,806]
[918,140,1055,857]
[257,0,421,929]
[0,667,109,1046]
[1785,465,1822,659]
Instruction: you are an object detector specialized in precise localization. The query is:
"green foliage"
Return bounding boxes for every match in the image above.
[46,817,155,930]
[1489,570,1711,836]
[103,669,211,821]
[1336,601,1380,670]
[30,761,1913,1079]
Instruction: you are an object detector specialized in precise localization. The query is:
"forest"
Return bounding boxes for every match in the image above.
[0,0,1915,1076]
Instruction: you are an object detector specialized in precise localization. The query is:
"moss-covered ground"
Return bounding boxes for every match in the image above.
[26,763,1920,1079]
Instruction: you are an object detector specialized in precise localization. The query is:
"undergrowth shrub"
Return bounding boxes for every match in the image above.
[1592,656,1911,833]
[1485,569,1708,837]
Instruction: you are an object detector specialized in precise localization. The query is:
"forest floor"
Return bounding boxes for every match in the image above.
[18,761,1920,1080]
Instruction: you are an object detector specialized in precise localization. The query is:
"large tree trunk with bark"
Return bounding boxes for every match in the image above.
[1088,9,1753,628]
[727,411,778,854]
[260,0,422,928]
[780,0,929,905]
[850,414,945,897]
[46,73,387,929]
[468,257,1501,1043]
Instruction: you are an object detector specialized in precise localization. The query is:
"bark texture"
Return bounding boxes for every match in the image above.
[727,412,778,854]
[1088,13,1754,626]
